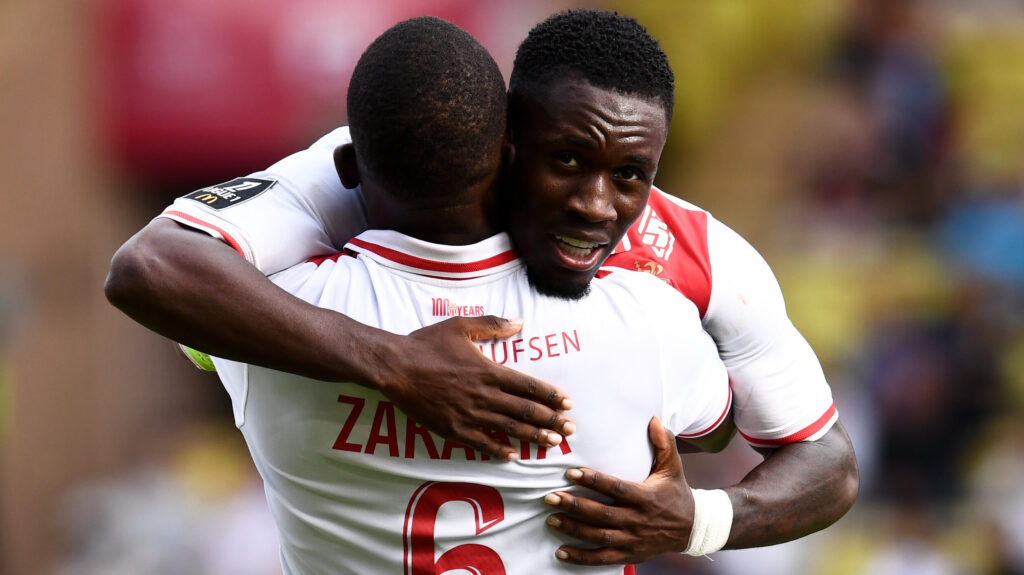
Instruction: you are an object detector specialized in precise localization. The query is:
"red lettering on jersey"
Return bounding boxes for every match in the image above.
[441,439,477,461]
[562,330,581,353]
[365,401,400,457]
[404,419,440,460]
[489,341,508,365]
[477,331,581,364]
[605,189,713,317]
[480,429,515,462]
[511,339,525,363]
[333,395,366,452]
[535,438,573,460]
[527,337,543,361]
[544,334,560,357]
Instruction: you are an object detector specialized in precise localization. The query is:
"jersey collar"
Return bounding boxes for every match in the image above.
[344,230,521,280]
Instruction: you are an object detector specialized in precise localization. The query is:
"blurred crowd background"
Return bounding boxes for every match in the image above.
[2,0,1023,573]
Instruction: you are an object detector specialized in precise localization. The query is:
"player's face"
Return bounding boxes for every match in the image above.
[507,79,668,300]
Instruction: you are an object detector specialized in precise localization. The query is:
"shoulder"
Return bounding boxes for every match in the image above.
[303,126,353,153]
[591,268,701,325]
[268,251,363,303]
[602,187,716,316]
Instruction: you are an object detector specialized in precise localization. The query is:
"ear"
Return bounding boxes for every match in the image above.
[334,144,360,189]
[503,130,516,174]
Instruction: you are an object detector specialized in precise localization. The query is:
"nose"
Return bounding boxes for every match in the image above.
[566,175,617,222]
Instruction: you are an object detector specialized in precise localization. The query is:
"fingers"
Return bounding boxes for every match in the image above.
[647,416,683,479]
[552,544,631,567]
[469,405,571,449]
[498,369,574,414]
[458,429,520,462]
[459,315,525,341]
[543,498,637,565]
[450,316,575,413]
[546,516,633,564]
[553,468,640,505]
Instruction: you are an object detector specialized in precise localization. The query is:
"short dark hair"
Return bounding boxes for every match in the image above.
[347,17,506,202]
[509,9,674,126]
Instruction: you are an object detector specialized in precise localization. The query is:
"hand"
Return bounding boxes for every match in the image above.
[543,417,694,565]
[377,316,575,462]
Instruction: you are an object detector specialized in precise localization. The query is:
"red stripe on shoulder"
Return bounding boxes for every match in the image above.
[164,210,245,257]
[739,403,837,447]
[603,190,713,317]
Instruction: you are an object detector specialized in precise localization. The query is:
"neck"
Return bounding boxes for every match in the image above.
[366,189,500,245]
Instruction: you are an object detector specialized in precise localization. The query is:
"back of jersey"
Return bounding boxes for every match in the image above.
[216,231,729,575]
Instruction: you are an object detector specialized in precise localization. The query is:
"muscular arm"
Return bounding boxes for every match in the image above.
[105,218,575,459]
[725,420,858,548]
[106,219,375,381]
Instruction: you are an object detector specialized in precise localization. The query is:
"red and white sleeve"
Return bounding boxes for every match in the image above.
[157,127,369,275]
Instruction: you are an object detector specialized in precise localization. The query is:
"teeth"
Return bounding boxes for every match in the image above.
[555,236,599,249]
[555,235,600,259]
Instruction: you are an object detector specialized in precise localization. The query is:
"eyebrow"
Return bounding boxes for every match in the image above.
[554,135,656,166]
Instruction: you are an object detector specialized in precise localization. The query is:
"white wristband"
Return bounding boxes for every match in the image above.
[683,488,733,557]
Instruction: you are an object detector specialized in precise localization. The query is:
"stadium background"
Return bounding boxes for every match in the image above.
[2,0,1023,573]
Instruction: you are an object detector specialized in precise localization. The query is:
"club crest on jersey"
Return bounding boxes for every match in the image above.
[636,206,676,259]
[634,260,665,277]
[183,177,276,210]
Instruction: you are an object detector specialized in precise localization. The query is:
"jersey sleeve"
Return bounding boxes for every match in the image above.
[661,314,733,441]
[621,272,732,440]
[703,215,837,447]
[601,189,837,448]
[157,127,369,274]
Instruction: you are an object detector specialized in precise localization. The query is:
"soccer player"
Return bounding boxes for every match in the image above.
[105,8,858,566]
[207,16,731,573]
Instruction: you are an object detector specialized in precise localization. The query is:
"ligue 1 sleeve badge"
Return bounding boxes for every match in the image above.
[183,177,277,210]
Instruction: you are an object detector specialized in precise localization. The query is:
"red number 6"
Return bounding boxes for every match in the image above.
[404,481,507,575]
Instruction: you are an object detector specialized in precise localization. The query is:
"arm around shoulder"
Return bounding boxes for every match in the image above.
[104,217,376,382]
[104,218,577,460]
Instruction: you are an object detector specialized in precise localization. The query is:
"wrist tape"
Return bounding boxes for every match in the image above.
[683,488,733,556]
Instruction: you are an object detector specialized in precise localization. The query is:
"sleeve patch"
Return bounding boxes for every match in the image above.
[182,177,276,210]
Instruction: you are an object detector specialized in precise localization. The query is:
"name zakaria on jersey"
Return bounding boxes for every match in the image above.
[158,126,837,449]
[214,230,731,575]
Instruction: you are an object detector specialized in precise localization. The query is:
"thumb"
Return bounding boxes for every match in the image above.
[462,315,524,341]
[647,416,683,480]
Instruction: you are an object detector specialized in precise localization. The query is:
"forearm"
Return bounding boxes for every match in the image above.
[723,421,859,548]
[104,219,396,386]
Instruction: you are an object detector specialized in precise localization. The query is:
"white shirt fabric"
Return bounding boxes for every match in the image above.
[160,126,836,447]
[213,230,731,575]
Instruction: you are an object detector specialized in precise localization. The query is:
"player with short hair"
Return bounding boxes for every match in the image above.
[106,8,858,566]
[212,16,730,573]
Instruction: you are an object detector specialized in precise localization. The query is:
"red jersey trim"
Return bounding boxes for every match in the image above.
[306,252,354,266]
[163,210,246,257]
[307,249,485,281]
[739,402,837,447]
[601,190,713,318]
[347,237,517,274]
[677,385,733,439]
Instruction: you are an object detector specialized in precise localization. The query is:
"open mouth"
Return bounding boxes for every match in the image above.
[553,235,606,270]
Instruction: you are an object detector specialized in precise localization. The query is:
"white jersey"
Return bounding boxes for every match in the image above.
[213,230,731,575]
[161,126,836,448]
